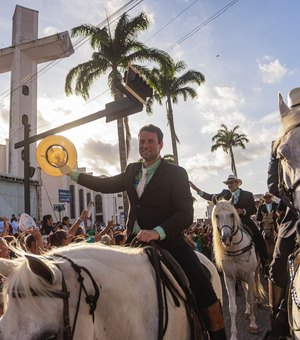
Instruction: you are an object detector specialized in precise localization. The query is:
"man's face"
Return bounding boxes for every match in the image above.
[227,180,239,192]
[265,196,272,204]
[139,130,163,163]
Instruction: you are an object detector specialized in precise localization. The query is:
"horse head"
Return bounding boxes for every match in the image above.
[275,91,300,213]
[212,199,241,248]
[261,212,275,241]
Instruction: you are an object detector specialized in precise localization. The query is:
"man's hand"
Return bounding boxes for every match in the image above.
[189,181,200,192]
[137,229,159,243]
[236,208,244,215]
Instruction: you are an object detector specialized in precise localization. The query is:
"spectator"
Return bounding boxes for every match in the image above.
[40,215,55,235]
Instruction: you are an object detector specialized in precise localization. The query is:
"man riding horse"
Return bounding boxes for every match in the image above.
[256,192,278,229]
[69,124,227,340]
[190,174,268,272]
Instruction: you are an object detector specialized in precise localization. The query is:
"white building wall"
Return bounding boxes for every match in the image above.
[0,145,7,174]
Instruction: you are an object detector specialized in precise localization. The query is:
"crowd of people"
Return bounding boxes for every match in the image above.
[0,212,127,256]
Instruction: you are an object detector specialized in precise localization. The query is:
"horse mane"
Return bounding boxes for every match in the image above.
[2,243,145,316]
[211,199,242,269]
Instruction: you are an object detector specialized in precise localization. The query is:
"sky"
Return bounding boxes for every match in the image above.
[0,0,300,218]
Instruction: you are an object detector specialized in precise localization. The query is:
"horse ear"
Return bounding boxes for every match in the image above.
[0,258,18,277]
[229,194,235,205]
[212,195,218,205]
[25,254,55,284]
[279,92,290,118]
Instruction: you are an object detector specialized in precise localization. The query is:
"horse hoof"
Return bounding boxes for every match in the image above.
[245,313,250,320]
[249,326,259,334]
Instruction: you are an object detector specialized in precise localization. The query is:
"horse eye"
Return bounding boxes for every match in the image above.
[230,213,234,218]
[277,152,285,161]
[215,214,219,219]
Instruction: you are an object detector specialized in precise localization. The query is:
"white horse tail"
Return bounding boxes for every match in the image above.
[254,269,266,300]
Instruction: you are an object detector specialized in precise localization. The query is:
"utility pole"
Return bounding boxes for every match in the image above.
[16,66,153,213]
[22,114,30,214]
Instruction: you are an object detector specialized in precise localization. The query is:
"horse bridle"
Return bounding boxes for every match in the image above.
[274,122,300,218]
[52,254,100,340]
[12,254,100,340]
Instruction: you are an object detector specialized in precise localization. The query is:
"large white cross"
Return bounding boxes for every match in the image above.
[0,5,74,178]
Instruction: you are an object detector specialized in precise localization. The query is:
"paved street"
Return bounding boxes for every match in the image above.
[221,275,271,340]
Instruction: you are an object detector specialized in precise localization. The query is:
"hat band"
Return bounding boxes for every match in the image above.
[291,102,300,109]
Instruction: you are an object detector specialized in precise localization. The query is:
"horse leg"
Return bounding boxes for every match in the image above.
[224,276,238,340]
[241,281,250,319]
[246,275,259,334]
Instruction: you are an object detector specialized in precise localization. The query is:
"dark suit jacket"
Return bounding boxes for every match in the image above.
[77,159,194,249]
[256,202,278,222]
[267,148,297,238]
[201,188,257,227]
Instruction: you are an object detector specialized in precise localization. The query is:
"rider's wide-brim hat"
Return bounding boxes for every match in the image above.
[287,87,300,109]
[263,192,273,198]
[223,174,242,186]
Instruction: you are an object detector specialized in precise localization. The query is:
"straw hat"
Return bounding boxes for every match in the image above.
[223,174,242,186]
[263,192,273,199]
[287,87,300,109]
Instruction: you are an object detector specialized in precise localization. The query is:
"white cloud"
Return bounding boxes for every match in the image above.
[196,85,247,133]
[259,110,280,124]
[257,57,289,84]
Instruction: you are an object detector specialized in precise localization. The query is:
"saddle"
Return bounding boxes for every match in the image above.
[131,239,208,340]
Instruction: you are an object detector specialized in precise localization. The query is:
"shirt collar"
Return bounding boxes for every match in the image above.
[232,188,241,198]
[142,158,161,175]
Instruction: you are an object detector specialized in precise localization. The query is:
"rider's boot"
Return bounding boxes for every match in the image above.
[264,280,290,339]
[201,300,227,340]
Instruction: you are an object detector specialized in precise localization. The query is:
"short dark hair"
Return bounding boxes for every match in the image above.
[62,216,69,224]
[138,124,163,143]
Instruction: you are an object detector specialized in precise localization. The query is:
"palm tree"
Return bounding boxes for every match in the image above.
[65,12,171,172]
[145,60,205,165]
[211,124,249,176]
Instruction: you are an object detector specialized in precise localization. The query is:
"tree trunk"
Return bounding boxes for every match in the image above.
[124,116,131,159]
[112,76,129,218]
[166,96,179,165]
[229,147,237,176]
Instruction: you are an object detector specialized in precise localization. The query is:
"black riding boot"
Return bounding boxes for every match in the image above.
[200,300,227,340]
[264,280,290,339]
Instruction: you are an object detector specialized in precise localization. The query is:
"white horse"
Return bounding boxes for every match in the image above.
[274,91,300,339]
[0,243,221,340]
[211,199,265,340]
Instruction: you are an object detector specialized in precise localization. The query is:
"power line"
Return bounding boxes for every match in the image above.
[166,0,239,52]
[0,0,143,105]
[1,0,239,141]
[0,0,144,139]
[145,0,200,43]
